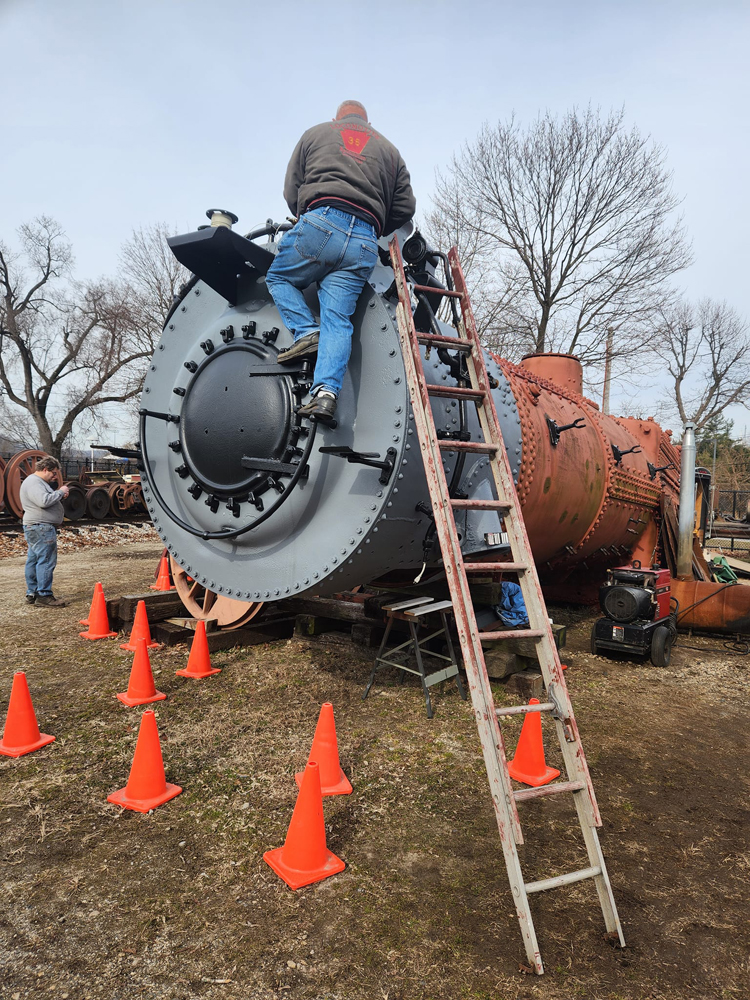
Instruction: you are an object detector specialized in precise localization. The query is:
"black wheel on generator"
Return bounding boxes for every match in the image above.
[650,625,673,668]
[590,625,599,656]
[86,486,111,520]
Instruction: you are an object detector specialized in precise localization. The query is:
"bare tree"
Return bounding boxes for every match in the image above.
[655,299,750,432]
[427,107,692,364]
[0,217,156,459]
[119,222,191,340]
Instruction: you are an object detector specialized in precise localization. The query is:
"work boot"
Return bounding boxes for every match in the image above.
[277,331,319,364]
[298,392,337,424]
[25,593,37,604]
[35,594,68,608]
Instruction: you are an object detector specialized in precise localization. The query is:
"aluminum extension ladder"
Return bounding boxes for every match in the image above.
[388,238,625,975]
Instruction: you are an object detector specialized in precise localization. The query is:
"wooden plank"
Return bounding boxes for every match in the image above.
[403,600,454,617]
[383,596,434,612]
[115,591,186,623]
[277,596,383,625]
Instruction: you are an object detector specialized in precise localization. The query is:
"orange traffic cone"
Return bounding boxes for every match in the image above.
[295,703,352,796]
[175,620,221,678]
[80,582,117,640]
[264,761,345,889]
[120,600,160,651]
[149,553,175,592]
[507,698,561,787]
[107,710,182,812]
[0,672,56,758]
[117,638,166,707]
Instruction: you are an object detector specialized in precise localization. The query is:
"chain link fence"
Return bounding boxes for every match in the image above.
[706,489,750,553]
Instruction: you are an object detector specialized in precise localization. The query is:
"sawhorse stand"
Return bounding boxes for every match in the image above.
[362,597,467,717]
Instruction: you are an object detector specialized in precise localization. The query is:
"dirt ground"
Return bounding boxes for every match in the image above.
[0,540,748,1000]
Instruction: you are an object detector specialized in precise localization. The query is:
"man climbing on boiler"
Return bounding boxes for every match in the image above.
[267,100,416,423]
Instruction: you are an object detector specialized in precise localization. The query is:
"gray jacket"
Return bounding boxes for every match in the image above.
[283,114,416,236]
[20,474,65,526]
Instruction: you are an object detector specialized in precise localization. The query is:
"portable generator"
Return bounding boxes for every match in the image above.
[591,562,676,667]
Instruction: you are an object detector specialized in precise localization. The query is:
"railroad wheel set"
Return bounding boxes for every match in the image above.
[0,448,145,522]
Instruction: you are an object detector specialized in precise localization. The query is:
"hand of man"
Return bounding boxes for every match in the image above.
[59,485,70,498]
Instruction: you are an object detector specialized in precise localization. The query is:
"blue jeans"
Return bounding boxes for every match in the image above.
[24,524,58,596]
[266,207,379,397]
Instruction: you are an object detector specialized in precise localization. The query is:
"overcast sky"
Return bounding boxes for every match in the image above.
[2,0,749,441]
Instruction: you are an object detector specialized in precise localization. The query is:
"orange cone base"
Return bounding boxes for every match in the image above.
[175,665,221,679]
[149,583,175,591]
[508,761,560,787]
[0,732,55,758]
[81,628,118,640]
[120,639,160,651]
[107,781,182,813]
[116,689,167,707]
[294,767,352,797]
[263,845,345,890]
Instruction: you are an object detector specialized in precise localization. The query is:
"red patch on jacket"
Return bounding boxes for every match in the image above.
[340,128,370,160]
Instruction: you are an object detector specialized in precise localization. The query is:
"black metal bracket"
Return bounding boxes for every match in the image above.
[139,408,180,424]
[319,446,398,485]
[241,456,306,477]
[612,443,642,465]
[647,461,674,480]
[90,443,142,459]
[546,415,585,447]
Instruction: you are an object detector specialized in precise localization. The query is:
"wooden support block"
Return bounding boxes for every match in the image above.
[294,615,341,637]
[115,591,186,623]
[505,669,545,701]
[484,649,524,679]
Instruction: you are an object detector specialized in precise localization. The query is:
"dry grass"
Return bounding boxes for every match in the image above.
[0,541,748,999]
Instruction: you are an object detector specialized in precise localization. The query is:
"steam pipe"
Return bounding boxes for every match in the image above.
[677,422,696,579]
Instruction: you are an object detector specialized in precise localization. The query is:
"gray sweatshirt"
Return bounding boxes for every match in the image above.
[20,474,65,526]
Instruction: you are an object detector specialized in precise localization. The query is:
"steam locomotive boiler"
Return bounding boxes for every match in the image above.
[139,214,681,619]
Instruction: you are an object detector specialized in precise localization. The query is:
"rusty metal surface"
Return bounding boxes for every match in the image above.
[671,578,750,632]
[490,358,674,579]
[3,449,47,519]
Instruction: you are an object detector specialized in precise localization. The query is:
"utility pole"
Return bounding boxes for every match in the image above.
[601,326,614,415]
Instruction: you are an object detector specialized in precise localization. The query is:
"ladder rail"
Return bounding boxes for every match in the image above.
[447,247,603,827]
[388,237,625,972]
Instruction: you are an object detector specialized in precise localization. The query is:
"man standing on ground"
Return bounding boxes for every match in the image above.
[19,456,69,607]
[266,100,416,423]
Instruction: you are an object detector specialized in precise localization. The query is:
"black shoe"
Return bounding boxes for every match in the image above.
[35,594,68,608]
[25,593,37,604]
[277,332,320,364]
[298,393,337,424]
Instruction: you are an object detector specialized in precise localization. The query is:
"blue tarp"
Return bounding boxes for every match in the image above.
[492,581,529,628]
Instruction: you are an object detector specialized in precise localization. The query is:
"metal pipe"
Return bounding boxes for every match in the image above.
[677,422,696,578]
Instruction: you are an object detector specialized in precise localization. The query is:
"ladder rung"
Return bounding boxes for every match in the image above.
[450,499,510,512]
[465,562,528,572]
[426,384,485,401]
[412,284,463,299]
[513,780,585,802]
[437,440,497,454]
[480,629,545,641]
[524,866,602,895]
[417,333,473,352]
[495,702,555,717]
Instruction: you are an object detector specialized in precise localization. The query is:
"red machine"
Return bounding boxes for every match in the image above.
[591,562,676,666]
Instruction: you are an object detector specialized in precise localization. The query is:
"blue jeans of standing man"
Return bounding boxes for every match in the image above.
[266,207,379,397]
[23,523,58,596]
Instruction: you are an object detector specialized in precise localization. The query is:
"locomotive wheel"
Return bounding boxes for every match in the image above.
[170,556,263,630]
[0,456,5,510]
[62,482,87,521]
[650,625,673,668]
[3,449,47,519]
[86,486,111,520]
